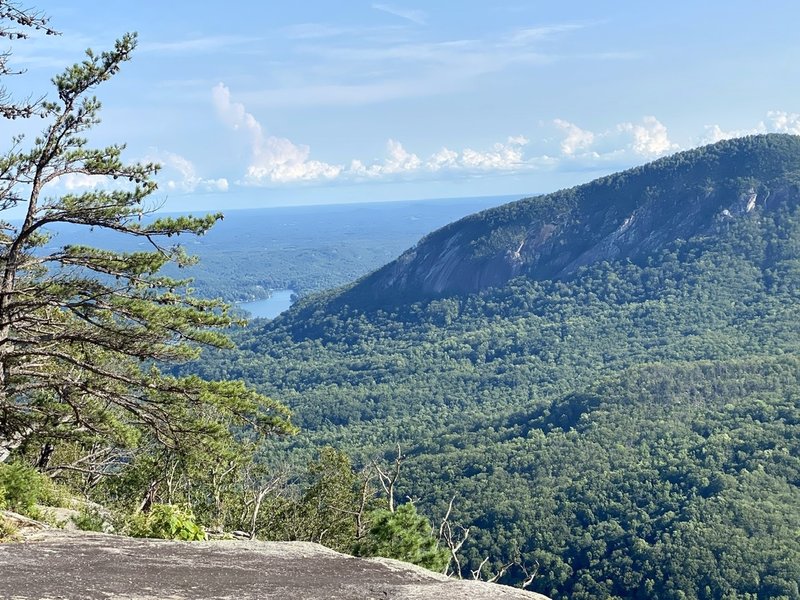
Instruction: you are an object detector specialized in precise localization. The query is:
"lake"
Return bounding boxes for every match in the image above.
[238,290,294,319]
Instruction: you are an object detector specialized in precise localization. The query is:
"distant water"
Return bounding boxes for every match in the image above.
[238,290,294,319]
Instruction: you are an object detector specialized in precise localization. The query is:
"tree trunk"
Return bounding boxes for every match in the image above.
[36,442,55,470]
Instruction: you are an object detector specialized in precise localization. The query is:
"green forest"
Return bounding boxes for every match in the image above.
[185,137,800,599]
[0,6,798,599]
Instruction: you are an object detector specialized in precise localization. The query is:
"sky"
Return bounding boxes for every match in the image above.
[2,0,800,212]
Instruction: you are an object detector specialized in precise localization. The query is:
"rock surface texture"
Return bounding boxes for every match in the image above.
[0,529,551,600]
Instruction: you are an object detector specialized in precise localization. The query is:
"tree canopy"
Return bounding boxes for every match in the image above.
[187,141,800,598]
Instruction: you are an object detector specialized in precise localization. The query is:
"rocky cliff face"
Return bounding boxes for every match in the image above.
[349,135,800,303]
[0,528,551,600]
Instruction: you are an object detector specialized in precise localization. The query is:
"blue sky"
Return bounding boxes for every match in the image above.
[3,1,800,211]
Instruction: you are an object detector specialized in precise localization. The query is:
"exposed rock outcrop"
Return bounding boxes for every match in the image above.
[0,529,552,600]
[345,135,800,303]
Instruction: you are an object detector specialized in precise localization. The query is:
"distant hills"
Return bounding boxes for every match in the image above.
[188,134,800,599]
[42,195,515,302]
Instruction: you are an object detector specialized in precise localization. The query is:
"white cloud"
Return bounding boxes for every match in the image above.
[703,110,800,144]
[43,173,125,193]
[553,119,595,155]
[703,123,767,144]
[150,150,229,193]
[349,139,421,178]
[384,139,422,172]
[42,151,227,196]
[207,179,229,192]
[427,147,459,171]
[61,173,105,190]
[212,83,342,184]
[460,136,529,170]
[766,110,800,134]
[351,136,531,179]
[619,116,678,156]
[372,3,427,25]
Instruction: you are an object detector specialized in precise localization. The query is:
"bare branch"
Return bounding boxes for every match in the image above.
[438,495,470,578]
[373,442,404,513]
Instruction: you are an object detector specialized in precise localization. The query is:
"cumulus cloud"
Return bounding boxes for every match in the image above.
[703,123,767,144]
[212,83,342,184]
[213,83,543,185]
[619,116,678,156]
[60,173,106,191]
[766,110,800,134]
[154,151,229,193]
[43,173,128,193]
[553,119,595,155]
[460,136,529,170]
[43,152,227,196]
[350,139,422,178]
[350,136,533,179]
[703,110,800,144]
[427,147,459,171]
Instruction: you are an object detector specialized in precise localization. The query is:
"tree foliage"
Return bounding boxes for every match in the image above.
[188,154,800,598]
[0,27,294,470]
[357,503,449,571]
[0,0,58,120]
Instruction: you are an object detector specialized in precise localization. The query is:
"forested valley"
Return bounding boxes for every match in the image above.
[0,6,797,598]
[184,136,800,599]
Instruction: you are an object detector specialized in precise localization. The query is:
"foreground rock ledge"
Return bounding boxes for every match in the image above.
[0,529,551,600]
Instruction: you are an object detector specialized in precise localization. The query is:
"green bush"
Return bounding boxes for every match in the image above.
[0,462,45,516]
[36,479,72,509]
[357,503,449,572]
[73,507,107,533]
[126,503,205,541]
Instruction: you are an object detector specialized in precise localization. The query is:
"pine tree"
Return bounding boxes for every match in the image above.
[358,503,449,571]
[0,31,294,463]
[0,1,58,119]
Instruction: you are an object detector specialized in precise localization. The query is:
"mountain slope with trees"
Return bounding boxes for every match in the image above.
[188,135,800,599]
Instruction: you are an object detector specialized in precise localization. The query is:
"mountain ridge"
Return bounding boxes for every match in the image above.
[345,134,800,303]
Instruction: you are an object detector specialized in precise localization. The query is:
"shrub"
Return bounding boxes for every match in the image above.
[126,503,205,541]
[0,516,20,543]
[0,462,45,516]
[357,503,449,572]
[36,479,72,509]
[73,507,108,533]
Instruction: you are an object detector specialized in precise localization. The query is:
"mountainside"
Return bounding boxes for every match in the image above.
[352,134,800,301]
[187,134,800,600]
